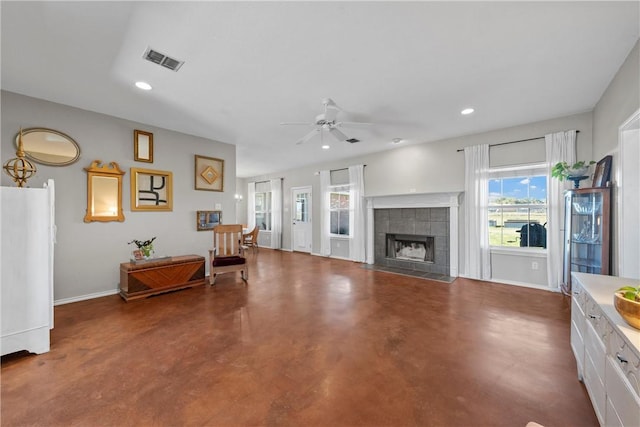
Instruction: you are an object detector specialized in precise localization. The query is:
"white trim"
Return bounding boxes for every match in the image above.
[487,277,559,292]
[327,255,353,262]
[617,108,640,278]
[489,247,547,257]
[457,274,557,292]
[54,289,119,306]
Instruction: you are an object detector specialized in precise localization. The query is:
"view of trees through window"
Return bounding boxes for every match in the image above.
[489,175,547,247]
[330,188,350,236]
[255,192,272,231]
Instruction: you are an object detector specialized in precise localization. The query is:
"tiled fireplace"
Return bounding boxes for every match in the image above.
[366,193,461,277]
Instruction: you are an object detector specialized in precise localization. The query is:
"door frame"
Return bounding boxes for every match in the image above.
[290,186,313,253]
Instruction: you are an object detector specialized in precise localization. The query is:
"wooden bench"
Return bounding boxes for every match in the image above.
[119,255,206,301]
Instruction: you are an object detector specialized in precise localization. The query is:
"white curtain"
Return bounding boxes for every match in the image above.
[319,170,331,256]
[464,144,491,280]
[270,178,282,249]
[247,182,256,229]
[545,130,576,291]
[349,165,366,262]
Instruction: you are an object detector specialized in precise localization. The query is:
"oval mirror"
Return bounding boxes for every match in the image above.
[15,128,80,166]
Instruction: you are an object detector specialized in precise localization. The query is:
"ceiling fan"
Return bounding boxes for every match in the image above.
[280,98,371,145]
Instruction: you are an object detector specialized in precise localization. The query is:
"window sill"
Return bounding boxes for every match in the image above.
[490,247,547,257]
[330,235,350,240]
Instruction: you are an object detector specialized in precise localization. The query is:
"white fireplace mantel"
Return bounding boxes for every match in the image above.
[365,192,461,277]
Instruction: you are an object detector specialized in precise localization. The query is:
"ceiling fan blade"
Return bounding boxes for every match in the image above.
[335,121,372,128]
[329,127,348,142]
[280,122,314,126]
[295,128,320,145]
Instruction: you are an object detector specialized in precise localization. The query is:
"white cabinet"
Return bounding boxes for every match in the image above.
[1,180,55,355]
[571,284,587,379]
[571,273,640,427]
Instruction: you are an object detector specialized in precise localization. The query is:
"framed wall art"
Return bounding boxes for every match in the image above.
[195,155,224,192]
[592,155,612,188]
[196,210,222,231]
[134,130,153,163]
[130,167,173,211]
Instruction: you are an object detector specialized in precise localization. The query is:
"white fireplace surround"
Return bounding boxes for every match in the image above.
[366,192,461,277]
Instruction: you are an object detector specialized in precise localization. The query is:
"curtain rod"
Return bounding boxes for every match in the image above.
[251,178,284,184]
[317,164,367,174]
[456,130,580,152]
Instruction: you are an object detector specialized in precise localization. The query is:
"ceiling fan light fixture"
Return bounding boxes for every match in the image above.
[461,107,475,115]
[321,144,330,150]
[135,81,152,91]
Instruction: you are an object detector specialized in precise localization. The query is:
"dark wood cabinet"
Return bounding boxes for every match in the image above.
[563,187,611,291]
[119,255,206,301]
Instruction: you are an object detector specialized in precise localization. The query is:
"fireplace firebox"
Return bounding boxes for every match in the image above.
[386,234,434,263]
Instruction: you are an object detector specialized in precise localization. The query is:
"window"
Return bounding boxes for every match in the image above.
[294,192,310,222]
[488,165,547,248]
[255,191,272,230]
[329,185,350,236]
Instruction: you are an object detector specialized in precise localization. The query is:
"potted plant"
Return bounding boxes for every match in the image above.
[128,237,156,259]
[614,286,640,329]
[551,160,595,181]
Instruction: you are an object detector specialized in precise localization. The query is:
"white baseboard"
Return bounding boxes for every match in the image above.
[54,288,120,306]
[472,275,558,292]
[309,252,354,262]
[328,255,353,262]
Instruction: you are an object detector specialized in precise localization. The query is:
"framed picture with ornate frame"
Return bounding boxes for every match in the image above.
[130,167,173,211]
[133,130,153,163]
[195,155,224,192]
[196,210,222,231]
[592,155,612,188]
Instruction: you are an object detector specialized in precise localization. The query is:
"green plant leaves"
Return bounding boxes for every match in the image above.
[617,286,640,301]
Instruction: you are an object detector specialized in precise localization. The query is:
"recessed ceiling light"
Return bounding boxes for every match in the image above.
[321,144,330,150]
[392,138,403,144]
[135,81,152,91]
[461,108,474,115]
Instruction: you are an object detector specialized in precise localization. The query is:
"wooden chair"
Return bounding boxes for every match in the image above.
[242,225,259,254]
[209,224,248,285]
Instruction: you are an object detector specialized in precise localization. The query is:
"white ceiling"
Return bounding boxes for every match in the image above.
[2,1,638,178]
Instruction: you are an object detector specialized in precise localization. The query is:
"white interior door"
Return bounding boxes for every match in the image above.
[291,187,312,253]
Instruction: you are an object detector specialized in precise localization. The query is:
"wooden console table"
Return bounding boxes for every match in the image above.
[119,255,206,301]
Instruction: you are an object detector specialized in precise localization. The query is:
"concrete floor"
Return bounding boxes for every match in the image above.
[1,249,597,426]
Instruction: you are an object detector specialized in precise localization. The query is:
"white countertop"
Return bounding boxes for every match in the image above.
[572,272,640,355]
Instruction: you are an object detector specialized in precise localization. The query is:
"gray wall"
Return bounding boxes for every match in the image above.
[592,39,640,275]
[593,40,639,159]
[1,91,236,302]
[244,111,593,287]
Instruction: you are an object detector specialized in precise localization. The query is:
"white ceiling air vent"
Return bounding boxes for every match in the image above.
[142,47,184,72]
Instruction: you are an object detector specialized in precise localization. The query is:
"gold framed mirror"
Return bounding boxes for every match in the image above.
[16,128,80,166]
[84,160,125,222]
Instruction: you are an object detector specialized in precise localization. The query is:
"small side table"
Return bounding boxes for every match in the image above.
[119,255,206,301]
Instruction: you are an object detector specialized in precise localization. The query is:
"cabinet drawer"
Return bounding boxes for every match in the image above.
[585,347,606,425]
[585,295,610,345]
[606,397,624,427]
[571,296,586,337]
[585,319,607,381]
[572,284,587,312]
[571,321,585,378]
[606,356,640,427]
[608,328,640,398]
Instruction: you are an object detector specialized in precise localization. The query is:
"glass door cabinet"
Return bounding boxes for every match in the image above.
[563,187,611,291]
